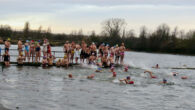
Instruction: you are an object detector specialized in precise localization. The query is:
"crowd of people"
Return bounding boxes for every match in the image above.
[0,38,189,85]
[1,38,126,68]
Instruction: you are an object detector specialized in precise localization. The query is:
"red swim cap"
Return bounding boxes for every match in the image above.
[68,74,73,78]
[128,81,134,84]
[181,76,188,79]
[151,76,157,78]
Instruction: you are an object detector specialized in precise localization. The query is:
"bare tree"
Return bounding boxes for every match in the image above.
[23,21,30,38]
[101,18,126,38]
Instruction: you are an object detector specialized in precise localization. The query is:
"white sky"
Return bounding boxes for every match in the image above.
[0,0,195,35]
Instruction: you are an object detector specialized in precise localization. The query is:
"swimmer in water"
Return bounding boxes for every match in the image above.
[181,76,188,79]
[152,64,159,69]
[172,72,179,76]
[95,67,102,72]
[159,78,174,85]
[112,72,117,77]
[124,66,128,72]
[42,56,48,67]
[110,66,115,72]
[120,76,134,84]
[87,74,95,79]
[144,70,157,78]
[160,78,167,84]
[68,73,73,78]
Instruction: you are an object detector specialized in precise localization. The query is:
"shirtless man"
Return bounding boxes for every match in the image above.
[48,55,54,66]
[89,53,96,64]
[110,46,115,57]
[42,56,48,67]
[56,59,61,67]
[103,44,109,57]
[64,41,70,61]
[119,43,126,64]
[108,55,114,67]
[70,41,76,63]
[17,53,25,65]
[4,38,11,52]
[61,55,69,68]
[114,44,120,64]
[18,39,23,55]
[98,43,104,56]
[29,41,35,62]
[90,42,97,57]
[102,55,108,67]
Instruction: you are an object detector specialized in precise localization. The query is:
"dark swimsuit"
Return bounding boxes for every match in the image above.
[85,53,90,58]
[5,48,9,52]
[4,54,9,61]
[36,47,40,52]
[80,50,85,59]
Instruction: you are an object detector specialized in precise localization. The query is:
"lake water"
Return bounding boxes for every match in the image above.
[0,45,195,110]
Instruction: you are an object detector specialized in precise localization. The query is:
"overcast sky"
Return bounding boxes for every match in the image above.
[0,0,195,34]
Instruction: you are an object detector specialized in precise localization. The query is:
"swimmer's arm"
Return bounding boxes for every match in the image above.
[144,70,152,74]
[119,79,125,82]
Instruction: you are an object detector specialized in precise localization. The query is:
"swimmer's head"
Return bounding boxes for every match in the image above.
[88,74,95,79]
[126,76,131,80]
[113,72,117,77]
[43,56,47,59]
[26,40,29,43]
[163,78,167,83]
[68,73,73,78]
